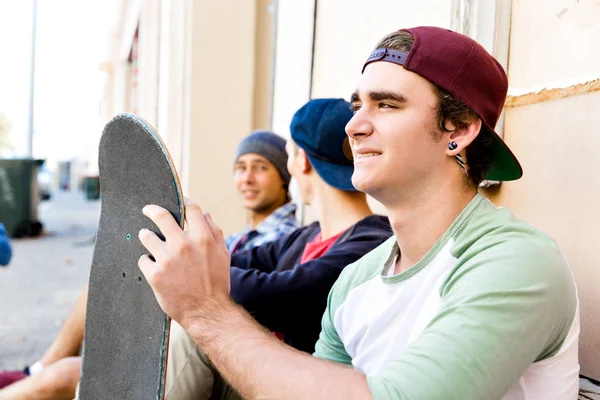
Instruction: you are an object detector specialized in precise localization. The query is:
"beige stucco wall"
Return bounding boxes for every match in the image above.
[507,0,600,91]
[105,1,272,236]
[311,0,451,100]
[101,0,138,122]
[157,0,274,235]
[155,0,187,191]
[252,0,275,131]
[136,0,160,127]
[485,0,600,380]
[184,1,258,236]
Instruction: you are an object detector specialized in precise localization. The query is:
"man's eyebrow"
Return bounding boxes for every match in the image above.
[349,90,408,104]
[368,90,407,103]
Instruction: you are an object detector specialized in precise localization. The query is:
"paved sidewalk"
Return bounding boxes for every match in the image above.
[0,190,100,369]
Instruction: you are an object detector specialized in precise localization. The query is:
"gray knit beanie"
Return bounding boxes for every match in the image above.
[234,130,291,186]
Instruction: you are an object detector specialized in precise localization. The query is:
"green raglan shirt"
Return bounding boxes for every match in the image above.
[314,194,579,399]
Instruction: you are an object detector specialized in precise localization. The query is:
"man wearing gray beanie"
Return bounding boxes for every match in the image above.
[234,130,292,188]
[227,130,298,254]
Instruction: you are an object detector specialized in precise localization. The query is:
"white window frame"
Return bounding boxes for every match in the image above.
[451,0,512,186]
[270,0,317,224]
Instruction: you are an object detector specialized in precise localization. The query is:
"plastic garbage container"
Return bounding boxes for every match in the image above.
[83,175,100,200]
[0,158,44,237]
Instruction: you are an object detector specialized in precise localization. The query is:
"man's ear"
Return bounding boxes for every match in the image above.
[445,118,483,156]
[298,148,312,173]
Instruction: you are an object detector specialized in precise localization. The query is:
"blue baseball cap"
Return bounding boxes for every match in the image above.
[290,98,356,191]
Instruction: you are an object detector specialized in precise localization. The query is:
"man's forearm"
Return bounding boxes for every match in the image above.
[182,300,373,400]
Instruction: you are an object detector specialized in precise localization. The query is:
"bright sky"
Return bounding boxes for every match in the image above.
[0,0,118,165]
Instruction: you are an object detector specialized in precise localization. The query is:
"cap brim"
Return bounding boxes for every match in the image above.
[483,124,523,181]
[305,154,357,191]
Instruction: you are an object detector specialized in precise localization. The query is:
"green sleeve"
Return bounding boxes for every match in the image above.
[367,240,577,400]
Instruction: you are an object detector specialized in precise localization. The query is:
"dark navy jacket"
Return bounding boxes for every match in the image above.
[230,215,392,353]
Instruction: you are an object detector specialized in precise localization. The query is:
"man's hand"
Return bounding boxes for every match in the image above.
[138,200,372,400]
[137,199,231,331]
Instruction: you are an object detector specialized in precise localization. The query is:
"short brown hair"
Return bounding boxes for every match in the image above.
[374,31,495,186]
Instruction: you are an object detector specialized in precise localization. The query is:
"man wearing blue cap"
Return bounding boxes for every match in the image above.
[139,27,578,400]
[162,98,391,399]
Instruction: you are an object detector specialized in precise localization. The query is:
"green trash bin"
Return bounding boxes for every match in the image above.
[83,176,100,200]
[0,158,45,238]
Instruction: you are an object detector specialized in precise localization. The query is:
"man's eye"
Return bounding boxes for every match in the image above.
[350,104,361,113]
[379,103,396,109]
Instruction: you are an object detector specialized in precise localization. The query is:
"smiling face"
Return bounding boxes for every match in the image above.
[234,153,287,214]
[346,61,450,205]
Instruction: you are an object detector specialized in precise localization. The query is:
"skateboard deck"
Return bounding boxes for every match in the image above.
[79,113,184,399]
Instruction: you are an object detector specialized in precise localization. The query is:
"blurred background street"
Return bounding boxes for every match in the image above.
[0,0,111,369]
[0,191,99,368]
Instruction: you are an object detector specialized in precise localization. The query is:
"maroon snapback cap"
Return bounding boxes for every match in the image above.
[362,26,522,181]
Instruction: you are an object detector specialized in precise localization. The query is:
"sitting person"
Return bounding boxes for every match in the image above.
[139,27,580,400]
[227,129,299,252]
[163,98,392,399]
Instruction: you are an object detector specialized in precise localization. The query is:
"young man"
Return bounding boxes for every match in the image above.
[0,131,297,395]
[139,27,580,399]
[228,130,299,253]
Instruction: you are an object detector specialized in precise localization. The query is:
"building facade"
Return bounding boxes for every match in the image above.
[101,0,600,380]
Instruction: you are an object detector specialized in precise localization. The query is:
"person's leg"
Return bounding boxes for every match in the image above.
[165,321,216,400]
[0,285,88,390]
[38,285,88,366]
[0,357,81,400]
[165,321,243,400]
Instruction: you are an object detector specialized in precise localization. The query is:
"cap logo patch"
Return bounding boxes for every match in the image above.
[362,48,409,73]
